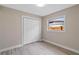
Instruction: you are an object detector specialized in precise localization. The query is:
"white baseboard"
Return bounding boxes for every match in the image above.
[24,40,42,45]
[0,40,41,53]
[0,44,22,53]
[43,39,79,54]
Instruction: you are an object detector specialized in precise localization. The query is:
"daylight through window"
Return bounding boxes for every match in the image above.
[48,16,65,31]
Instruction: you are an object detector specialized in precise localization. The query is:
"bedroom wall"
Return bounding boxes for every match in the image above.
[42,5,79,52]
[0,6,41,51]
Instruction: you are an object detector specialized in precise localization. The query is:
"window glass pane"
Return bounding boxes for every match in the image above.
[48,16,65,31]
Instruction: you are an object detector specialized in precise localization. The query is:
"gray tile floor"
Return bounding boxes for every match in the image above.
[0,41,67,55]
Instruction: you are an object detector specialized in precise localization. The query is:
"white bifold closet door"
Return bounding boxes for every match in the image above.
[23,17,41,44]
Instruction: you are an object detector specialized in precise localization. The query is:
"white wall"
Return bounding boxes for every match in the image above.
[42,5,79,53]
[0,6,41,51]
[23,17,41,44]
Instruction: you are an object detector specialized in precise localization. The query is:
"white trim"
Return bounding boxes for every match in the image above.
[22,15,39,20]
[21,16,24,46]
[0,44,22,53]
[21,15,41,46]
[43,39,79,54]
[21,16,36,46]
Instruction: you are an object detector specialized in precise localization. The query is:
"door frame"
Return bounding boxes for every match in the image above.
[21,15,35,46]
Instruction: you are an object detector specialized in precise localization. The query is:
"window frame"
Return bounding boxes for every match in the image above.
[47,15,66,32]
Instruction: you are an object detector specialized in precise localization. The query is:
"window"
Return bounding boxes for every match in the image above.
[48,16,65,31]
